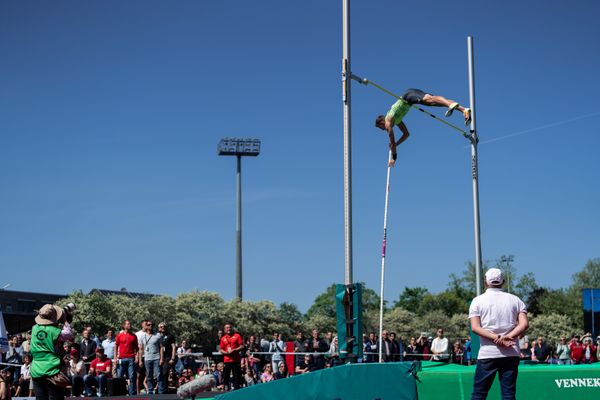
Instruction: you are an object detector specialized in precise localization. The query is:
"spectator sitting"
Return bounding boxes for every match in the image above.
[243,366,257,387]
[259,364,274,383]
[295,354,317,374]
[85,347,112,397]
[167,369,178,394]
[68,349,87,397]
[213,363,225,391]
[1,367,13,400]
[274,362,288,380]
[15,353,33,397]
[177,368,193,387]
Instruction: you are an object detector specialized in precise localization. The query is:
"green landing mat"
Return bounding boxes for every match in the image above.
[418,361,600,399]
[215,362,418,400]
[212,361,600,400]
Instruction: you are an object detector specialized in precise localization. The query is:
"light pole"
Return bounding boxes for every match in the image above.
[218,138,261,300]
[500,255,515,293]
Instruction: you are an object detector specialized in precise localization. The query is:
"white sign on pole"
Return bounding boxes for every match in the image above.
[0,309,9,353]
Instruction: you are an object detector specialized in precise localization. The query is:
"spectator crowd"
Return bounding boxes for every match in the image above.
[2,320,600,397]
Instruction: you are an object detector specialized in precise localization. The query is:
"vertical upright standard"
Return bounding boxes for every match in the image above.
[467,36,483,296]
[236,155,242,299]
[342,0,353,285]
[218,138,261,300]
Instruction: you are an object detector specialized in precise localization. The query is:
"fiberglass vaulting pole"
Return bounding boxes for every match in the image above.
[467,36,483,296]
[342,0,353,285]
[378,151,393,363]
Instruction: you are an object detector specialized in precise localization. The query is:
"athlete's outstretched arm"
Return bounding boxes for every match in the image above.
[385,117,397,166]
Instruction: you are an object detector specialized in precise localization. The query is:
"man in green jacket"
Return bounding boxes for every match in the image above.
[31,304,73,400]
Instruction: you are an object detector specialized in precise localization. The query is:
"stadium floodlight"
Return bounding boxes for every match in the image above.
[217,138,261,300]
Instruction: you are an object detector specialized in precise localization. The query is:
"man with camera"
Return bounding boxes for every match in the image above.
[30,303,75,400]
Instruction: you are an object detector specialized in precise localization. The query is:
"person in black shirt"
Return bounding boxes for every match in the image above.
[80,328,97,364]
[295,354,317,374]
[158,322,176,394]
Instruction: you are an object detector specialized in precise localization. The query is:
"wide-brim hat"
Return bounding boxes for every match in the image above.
[35,304,64,325]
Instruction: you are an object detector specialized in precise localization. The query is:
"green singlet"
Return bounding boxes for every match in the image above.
[386,99,411,125]
[30,324,62,378]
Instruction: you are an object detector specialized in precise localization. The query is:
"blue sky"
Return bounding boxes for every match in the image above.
[1,0,598,311]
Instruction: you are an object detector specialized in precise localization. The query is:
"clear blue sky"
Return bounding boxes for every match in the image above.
[1,0,599,311]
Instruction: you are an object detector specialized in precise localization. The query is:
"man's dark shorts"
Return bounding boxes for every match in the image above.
[402,88,429,105]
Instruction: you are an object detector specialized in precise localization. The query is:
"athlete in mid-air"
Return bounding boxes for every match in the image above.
[375,88,471,166]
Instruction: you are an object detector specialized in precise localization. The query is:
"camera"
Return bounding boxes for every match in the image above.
[63,303,76,323]
[63,303,76,314]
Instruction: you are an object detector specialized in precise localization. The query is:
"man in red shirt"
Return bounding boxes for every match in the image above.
[569,335,584,364]
[85,347,112,396]
[114,320,139,395]
[219,323,243,390]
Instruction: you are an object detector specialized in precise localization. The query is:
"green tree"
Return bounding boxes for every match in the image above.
[447,261,482,301]
[536,288,582,330]
[513,272,539,304]
[306,283,382,334]
[277,302,305,335]
[173,290,225,348]
[382,307,415,338]
[572,258,600,289]
[414,310,450,338]
[528,313,577,349]
[393,287,429,313]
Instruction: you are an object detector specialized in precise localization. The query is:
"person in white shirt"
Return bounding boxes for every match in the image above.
[431,328,449,362]
[469,268,528,400]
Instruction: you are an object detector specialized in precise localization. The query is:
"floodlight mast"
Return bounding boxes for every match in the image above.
[467,36,483,296]
[218,138,261,300]
[342,0,353,285]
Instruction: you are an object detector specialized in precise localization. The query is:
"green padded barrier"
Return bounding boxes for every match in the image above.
[215,362,419,400]
[417,361,600,399]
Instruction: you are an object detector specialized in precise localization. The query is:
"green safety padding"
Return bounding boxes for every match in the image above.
[215,362,419,400]
[417,362,600,399]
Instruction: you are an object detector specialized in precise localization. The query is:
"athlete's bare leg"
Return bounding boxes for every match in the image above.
[422,94,466,113]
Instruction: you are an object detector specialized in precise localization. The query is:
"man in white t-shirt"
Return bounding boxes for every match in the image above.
[469,268,528,400]
[431,328,449,362]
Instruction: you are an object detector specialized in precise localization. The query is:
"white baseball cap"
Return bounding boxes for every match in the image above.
[485,268,504,285]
